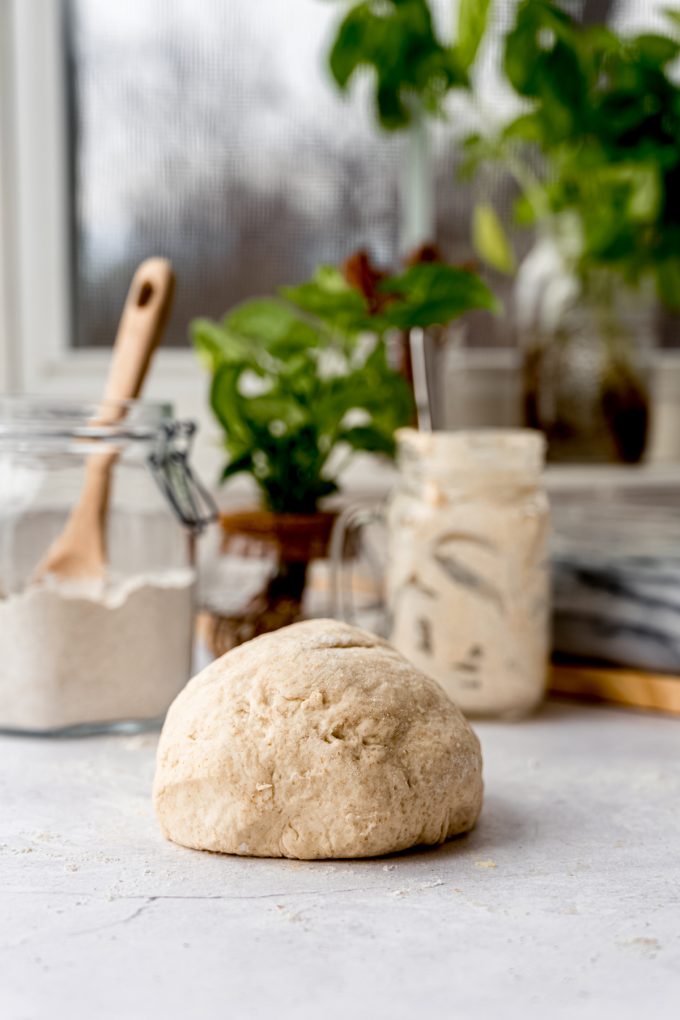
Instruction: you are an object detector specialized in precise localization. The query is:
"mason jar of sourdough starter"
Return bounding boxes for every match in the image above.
[0,397,216,735]
[385,429,550,719]
[330,429,550,718]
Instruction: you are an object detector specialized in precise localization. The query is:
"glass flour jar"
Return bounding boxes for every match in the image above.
[0,397,216,735]
[385,429,550,719]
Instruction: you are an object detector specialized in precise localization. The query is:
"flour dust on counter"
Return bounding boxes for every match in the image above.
[0,569,195,732]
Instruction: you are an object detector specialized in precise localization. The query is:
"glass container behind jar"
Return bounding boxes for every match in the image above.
[518,265,655,465]
[0,397,215,735]
[386,429,550,719]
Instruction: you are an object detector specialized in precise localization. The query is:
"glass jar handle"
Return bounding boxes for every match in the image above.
[148,422,219,535]
[329,503,389,636]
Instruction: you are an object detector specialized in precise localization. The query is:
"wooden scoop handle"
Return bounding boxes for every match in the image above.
[103,257,176,412]
[34,258,175,582]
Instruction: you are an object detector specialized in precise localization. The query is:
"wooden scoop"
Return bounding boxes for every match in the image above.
[35,258,175,583]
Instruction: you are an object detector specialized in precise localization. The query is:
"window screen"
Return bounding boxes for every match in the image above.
[66,0,677,350]
[67,0,406,348]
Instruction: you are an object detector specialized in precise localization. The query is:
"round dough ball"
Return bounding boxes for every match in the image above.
[154,619,483,860]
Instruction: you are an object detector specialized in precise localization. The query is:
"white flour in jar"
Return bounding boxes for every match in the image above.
[0,570,195,731]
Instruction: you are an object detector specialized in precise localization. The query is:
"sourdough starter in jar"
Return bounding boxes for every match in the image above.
[386,429,550,719]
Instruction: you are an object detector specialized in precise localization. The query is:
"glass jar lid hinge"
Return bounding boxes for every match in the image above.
[148,422,218,535]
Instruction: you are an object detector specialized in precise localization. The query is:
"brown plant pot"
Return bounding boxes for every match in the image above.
[201,509,337,658]
[219,509,337,562]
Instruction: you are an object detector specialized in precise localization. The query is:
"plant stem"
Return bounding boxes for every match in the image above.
[400,106,435,254]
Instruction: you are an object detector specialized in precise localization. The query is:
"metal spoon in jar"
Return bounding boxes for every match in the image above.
[409,326,434,432]
[34,258,175,584]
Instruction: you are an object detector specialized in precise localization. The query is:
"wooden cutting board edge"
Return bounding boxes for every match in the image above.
[550,664,680,717]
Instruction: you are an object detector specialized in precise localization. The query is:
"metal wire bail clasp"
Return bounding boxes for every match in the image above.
[148,421,218,534]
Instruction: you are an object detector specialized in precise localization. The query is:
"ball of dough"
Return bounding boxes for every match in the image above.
[154,619,483,860]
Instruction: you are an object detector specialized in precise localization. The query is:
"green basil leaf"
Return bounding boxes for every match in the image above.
[328,4,373,89]
[380,263,500,327]
[282,268,377,333]
[472,203,517,274]
[225,299,318,349]
[337,426,396,456]
[221,451,254,483]
[457,0,491,71]
[327,0,466,131]
[634,33,680,66]
[190,318,243,369]
[210,363,251,446]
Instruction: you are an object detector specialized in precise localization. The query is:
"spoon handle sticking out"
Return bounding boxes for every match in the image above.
[35,258,175,583]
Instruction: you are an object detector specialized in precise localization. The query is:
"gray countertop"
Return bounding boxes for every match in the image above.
[1,700,679,1020]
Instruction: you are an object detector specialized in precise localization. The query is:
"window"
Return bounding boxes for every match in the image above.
[1,0,679,458]
[67,0,407,350]
[64,0,680,352]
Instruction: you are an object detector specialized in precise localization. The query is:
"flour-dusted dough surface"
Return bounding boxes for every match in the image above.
[153,619,483,860]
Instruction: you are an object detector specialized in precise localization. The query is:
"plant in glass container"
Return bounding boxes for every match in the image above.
[326,0,491,251]
[328,0,680,463]
[192,254,496,651]
[325,1,497,425]
[462,0,680,462]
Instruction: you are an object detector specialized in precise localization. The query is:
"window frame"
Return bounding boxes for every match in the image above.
[0,0,207,408]
[1,0,680,464]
